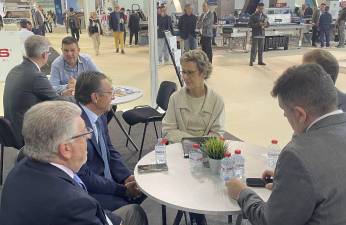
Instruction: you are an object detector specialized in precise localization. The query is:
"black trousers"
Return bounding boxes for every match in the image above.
[312,25,320,46]
[130,31,139,45]
[71,28,80,41]
[201,36,213,63]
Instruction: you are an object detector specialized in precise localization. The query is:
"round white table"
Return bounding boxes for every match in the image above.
[111,85,143,105]
[134,141,271,216]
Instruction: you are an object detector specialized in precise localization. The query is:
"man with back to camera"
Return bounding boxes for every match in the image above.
[50,36,99,94]
[302,49,346,111]
[74,71,146,212]
[226,63,346,225]
[0,101,148,225]
[248,3,269,66]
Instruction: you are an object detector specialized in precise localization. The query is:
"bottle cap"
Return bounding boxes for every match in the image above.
[271,139,278,144]
[192,143,200,149]
[235,149,241,154]
[161,138,169,145]
[224,152,231,157]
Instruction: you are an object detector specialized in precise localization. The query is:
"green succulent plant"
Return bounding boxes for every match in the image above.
[202,137,227,160]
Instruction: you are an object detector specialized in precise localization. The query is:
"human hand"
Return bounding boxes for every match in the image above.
[226,178,247,200]
[124,175,135,184]
[262,170,274,190]
[68,77,76,89]
[125,181,141,198]
[61,88,74,96]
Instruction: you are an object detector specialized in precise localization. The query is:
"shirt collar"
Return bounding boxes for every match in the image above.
[306,109,343,131]
[27,58,41,71]
[64,56,82,69]
[50,162,74,179]
[80,104,99,125]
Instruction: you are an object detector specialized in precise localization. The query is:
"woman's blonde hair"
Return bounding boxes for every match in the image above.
[180,50,212,79]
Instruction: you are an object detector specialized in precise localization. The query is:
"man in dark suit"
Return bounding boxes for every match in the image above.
[74,71,146,211]
[34,5,45,36]
[3,35,73,147]
[311,3,326,47]
[302,49,346,111]
[227,64,346,225]
[128,10,140,46]
[0,101,148,225]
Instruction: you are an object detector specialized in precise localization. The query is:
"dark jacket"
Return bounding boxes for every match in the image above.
[0,158,122,225]
[88,18,103,35]
[337,8,346,24]
[248,12,269,37]
[128,12,140,33]
[319,11,332,29]
[157,14,173,38]
[67,12,80,30]
[3,58,61,146]
[178,14,197,39]
[109,11,126,32]
[304,7,313,17]
[337,89,346,112]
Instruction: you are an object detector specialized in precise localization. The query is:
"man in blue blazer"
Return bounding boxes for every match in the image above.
[75,71,145,211]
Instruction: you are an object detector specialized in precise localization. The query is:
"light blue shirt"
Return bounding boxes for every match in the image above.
[50,54,99,93]
[80,104,99,143]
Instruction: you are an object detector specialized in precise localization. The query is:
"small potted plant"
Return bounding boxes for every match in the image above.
[202,137,227,174]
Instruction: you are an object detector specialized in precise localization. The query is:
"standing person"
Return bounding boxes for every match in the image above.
[304,4,313,17]
[128,10,140,46]
[336,2,346,48]
[319,5,332,48]
[109,4,126,54]
[248,3,269,66]
[212,10,218,46]
[46,11,53,33]
[18,19,34,46]
[0,14,3,31]
[67,8,81,41]
[157,5,173,64]
[312,3,326,47]
[178,4,197,51]
[88,12,103,55]
[120,8,128,45]
[197,3,214,63]
[34,5,45,36]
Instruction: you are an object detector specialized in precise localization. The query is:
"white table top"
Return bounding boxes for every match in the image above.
[111,85,143,105]
[134,141,271,215]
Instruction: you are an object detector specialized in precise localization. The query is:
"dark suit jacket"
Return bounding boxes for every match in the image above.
[34,10,44,26]
[128,13,140,33]
[248,12,269,37]
[3,58,60,146]
[337,89,346,112]
[78,106,132,197]
[238,113,346,225]
[109,11,126,32]
[0,158,122,225]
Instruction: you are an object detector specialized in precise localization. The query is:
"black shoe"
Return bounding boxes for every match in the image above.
[121,50,125,54]
[258,62,266,66]
[116,49,119,53]
[249,62,253,66]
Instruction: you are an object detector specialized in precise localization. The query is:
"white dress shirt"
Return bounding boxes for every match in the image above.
[307,109,343,131]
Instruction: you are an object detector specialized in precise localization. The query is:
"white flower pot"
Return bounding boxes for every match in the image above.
[208,158,222,174]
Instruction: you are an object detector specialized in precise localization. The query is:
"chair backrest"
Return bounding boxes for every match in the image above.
[0,117,22,149]
[156,81,177,111]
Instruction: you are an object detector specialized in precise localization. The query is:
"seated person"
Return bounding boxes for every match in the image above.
[50,36,99,93]
[75,71,146,211]
[18,19,34,47]
[0,101,148,225]
[302,49,346,111]
[162,49,225,143]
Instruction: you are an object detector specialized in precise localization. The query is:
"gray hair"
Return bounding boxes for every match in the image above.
[24,35,50,58]
[181,50,213,79]
[22,101,81,162]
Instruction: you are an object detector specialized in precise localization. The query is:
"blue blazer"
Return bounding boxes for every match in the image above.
[78,107,132,197]
[0,158,122,225]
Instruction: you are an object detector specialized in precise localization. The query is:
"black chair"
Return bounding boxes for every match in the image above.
[0,117,23,185]
[122,81,177,160]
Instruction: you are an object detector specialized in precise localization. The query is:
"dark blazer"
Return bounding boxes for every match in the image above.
[3,58,60,146]
[109,11,126,32]
[128,12,141,33]
[34,10,44,26]
[337,89,346,112]
[319,11,332,29]
[248,12,269,37]
[157,14,173,38]
[0,158,121,225]
[238,113,346,225]
[178,14,197,39]
[78,106,132,198]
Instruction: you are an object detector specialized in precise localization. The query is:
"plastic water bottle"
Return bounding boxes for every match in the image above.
[155,138,168,164]
[267,139,280,169]
[220,152,234,181]
[233,149,245,181]
[189,144,203,172]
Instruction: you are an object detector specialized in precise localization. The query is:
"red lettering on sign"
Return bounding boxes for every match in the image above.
[0,49,10,58]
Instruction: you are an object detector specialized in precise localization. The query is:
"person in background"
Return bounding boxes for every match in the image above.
[212,10,218,46]
[311,3,326,47]
[34,5,45,36]
[227,63,346,225]
[157,5,173,64]
[120,8,128,45]
[26,20,33,31]
[46,11,54,33]
[336,2,346,48]
[0,14,3,30]
[128,10,141,46]
[88,12,103,56]
[197,3,214,63]
[319,5,332,48]
[0,101,148,225]
[248,3,269,66]
[18,19,34,46]
[178,4,197,51]
[67,8,81,41]
[304,4,313,17]
[109,4,126,54]
[302,49,346,111]
[50,36,99,94]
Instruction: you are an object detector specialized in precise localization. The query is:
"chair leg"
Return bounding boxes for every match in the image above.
[153,121,159,139]
[125,126,132,147]
[138,123,148,161]
[0,145,4,186]
[183,211,188,225]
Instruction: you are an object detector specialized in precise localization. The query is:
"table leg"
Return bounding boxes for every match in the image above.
[235,214,243,225]
[111,107,140,152]
[172,210,184,225]
[162,205,167,225]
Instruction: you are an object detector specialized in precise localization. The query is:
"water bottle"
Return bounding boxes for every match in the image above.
[220,152,233,181]
[233,149,245,181]
[189,143,203,172]
[155,138,168,164]
[267,139,280,169]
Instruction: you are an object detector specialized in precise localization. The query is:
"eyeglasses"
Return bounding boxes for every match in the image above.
[69,127,93,140]
[181,70,198,76]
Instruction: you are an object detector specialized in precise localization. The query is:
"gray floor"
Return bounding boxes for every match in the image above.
[0,111,244,225]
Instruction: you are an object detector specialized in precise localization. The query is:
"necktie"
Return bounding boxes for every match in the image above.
[73,174,87,192]
[96,119,113,179]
